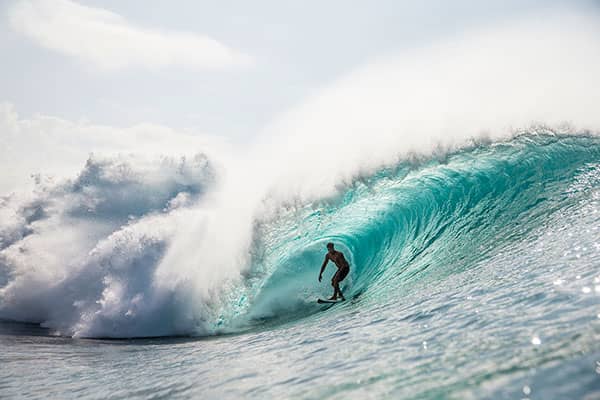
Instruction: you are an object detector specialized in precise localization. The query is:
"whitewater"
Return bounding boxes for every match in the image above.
[2,12,600,400]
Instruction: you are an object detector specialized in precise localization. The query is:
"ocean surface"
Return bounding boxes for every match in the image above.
[2,133,600,399]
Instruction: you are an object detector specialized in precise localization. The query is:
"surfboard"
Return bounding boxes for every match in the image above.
[317,298,345,304]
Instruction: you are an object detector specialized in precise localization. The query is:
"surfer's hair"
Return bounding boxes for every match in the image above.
[326,242,334,249]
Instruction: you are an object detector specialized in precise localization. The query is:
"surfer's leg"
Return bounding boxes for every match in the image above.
[329,286,337,300]
[330,273,339,300]
[331,272,345,300]
[335,267,348,301]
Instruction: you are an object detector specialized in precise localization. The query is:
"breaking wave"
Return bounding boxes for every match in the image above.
[1,131,599,338]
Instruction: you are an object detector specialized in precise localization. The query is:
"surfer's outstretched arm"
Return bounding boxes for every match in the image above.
[318,255,329,282]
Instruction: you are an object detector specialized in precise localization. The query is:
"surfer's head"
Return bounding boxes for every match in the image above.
[326,242,334,252]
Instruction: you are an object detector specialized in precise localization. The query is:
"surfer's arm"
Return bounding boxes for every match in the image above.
[318,255,329,282]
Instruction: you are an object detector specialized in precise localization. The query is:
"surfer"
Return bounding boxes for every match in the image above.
[318,242,350,301]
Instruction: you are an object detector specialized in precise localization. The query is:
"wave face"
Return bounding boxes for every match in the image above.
[1,132,599,338]
[231,133,600,328]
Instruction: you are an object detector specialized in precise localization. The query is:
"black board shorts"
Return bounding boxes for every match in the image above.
[333,266,350,283]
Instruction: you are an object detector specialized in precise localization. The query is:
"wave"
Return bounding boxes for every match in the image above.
[1,132,599,338]
[230,133,600,329]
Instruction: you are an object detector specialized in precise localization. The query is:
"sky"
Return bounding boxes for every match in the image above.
[1,0,599,192]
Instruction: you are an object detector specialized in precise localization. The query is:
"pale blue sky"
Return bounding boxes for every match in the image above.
[2,0,596,142]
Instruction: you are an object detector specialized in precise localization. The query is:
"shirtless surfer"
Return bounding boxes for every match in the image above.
[318,242,350,301]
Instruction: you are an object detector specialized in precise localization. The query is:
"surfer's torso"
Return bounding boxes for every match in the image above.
[327,250,349,270]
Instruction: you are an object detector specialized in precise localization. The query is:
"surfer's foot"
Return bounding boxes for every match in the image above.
[328,296,337,301]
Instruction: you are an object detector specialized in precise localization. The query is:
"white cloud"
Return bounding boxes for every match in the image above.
[7,0,251,70]
[0,103,230,193]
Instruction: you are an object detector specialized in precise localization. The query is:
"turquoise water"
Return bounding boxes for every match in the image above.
[2,134,600,398]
